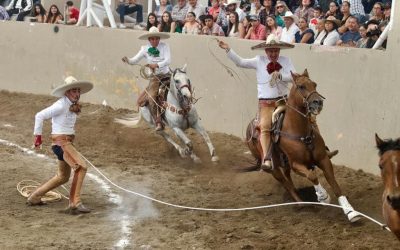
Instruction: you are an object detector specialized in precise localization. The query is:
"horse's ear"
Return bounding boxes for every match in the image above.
[303,68,309,77]
[375,133,384,147]
[181,64,187,72]
[291,71,298,80]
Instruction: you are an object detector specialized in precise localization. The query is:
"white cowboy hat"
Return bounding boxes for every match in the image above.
[283,11,298,24]
[51,76,94,97]
[251,34,295,50]
[138,26,170,40]
[224,0,240,6]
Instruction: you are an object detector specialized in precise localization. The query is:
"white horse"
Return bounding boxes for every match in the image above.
[116,65,219,163]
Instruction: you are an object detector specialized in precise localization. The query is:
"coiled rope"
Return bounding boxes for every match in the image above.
[16,180,67,202]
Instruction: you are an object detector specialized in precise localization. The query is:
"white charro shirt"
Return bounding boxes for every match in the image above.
[227,49,296,99]
[34,96,77,135]
[127,41,171,75]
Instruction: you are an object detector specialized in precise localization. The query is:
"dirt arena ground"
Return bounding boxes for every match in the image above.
[0,90,399,249]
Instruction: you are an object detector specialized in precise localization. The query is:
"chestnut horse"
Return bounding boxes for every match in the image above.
[246,69,361,222]
[375,134,400,240]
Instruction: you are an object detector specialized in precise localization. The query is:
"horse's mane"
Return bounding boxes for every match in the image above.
[377,138,400,155]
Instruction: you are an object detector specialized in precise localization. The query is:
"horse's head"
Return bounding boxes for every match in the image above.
[376,133,400,210]
[170,64,193,112]
[290,69,324,116]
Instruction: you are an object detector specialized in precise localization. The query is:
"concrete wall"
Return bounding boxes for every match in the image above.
[0,12,399,174]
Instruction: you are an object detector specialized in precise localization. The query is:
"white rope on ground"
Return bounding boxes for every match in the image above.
[78,153,390,231]
[0,138,389,231]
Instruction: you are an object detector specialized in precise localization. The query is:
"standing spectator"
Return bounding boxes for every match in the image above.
[320,15,340,45]
[6,0,32,21]
[259,0,274,26]
[201,14,225,35]
[65,1,79,25]
[325,1,342,20]
[356,22,368,48]
[187,0,206,21]
[182,11,201,34]
[274,0,289,27]
[224,0,245,22]
[347,0,365,21]
[294,0,315,23]
[46,4,63,24]
[145,12,159,30]
[171,0,189,32]
[227,11,245,37]
[158,11,176,32]
[116,0,144,29]
[266,14,283,39]
[336,15,360,46]
[30,3,46,22]
[294,16,315,43]
[280,11,299,43]
[0,5,10,20]
[246,14,267,40]
[154,0,172,22]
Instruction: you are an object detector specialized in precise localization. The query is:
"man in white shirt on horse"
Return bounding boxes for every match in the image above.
[122,27,171,131]
[28,76,93,214]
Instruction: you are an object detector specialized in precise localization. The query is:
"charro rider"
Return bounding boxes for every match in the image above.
[218,35,337,170]
[28,76,93,214]
[122,26,171,131]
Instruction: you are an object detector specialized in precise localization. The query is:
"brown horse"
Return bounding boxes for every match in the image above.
[246,69,361,222]
[375,134,400,240]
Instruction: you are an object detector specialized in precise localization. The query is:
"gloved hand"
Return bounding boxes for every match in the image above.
[270,71,282,87]
[34,135,42,149]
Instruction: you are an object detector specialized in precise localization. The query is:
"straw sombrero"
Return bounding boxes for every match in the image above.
[51,76,93,97]
[325,16,341,28]
[282,11,298,24]
[138,26,170,40]
[251,34,295,50]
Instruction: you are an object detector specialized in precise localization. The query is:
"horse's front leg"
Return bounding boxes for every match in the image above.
[317,157,361,222]
[158,131,186,158]
[172,127,201,164]
[192,121,219,162]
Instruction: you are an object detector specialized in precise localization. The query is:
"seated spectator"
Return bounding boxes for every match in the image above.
[369,2,384,23]
[356,22,368,48]
[65,1,79,25]
[187,0,206,21]
[318,15,340,45]
[208,0,221,21]
[0,5,10,20]
[224,0,245,22]
[294,17,315,43]
[249,0,264,16]
[259,0,274,26]
[241,15,252,38]
[266,15,283,39]
[145,12,159,30]
[336,15,360,47]
[274,1,288,28]
[325,1,342,20]
[6,0,32,21]
[309,6,324,32]
[338,1,351,34]
[30,3,46,23]
[158,11,176,32]
[201,14,225,35]
[313,18,325,39]
[280,11,299,43]
[46,4,63,24]
[383,2,390,21]
[294,0,315,23]
[182,11,201,34]
[154,0,172,22]
[245,14,266,40]
[116,0,144,29]
[227,11,245,38]
[171,0,189,32]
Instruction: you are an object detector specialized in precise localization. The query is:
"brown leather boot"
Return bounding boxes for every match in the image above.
[65,203,91,215]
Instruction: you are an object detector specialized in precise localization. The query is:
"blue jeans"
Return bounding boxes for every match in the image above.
[116,3,143,23]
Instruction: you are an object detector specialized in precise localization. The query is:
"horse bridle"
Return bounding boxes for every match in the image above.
[173,69,193,114]
[288,80,325,118]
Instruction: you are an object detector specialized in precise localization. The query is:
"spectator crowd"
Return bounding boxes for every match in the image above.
[0,0,392,49]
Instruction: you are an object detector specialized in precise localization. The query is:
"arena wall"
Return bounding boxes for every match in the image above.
[0,14,398,175]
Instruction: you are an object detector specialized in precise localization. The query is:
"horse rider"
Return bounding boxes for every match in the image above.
[218,34,338,170]
[28,76,93,214]
[122,26,171,131]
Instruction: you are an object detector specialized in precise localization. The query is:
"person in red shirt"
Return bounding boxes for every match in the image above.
[246,15,267,40]
[66,0,79,25]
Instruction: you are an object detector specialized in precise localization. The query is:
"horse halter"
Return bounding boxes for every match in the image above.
[293,80,325,117]
[173,69,193,113]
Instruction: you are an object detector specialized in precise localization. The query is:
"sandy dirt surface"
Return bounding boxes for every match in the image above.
[0,90,399,249]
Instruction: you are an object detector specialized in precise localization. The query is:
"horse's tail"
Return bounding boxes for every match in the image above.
[114,111,142,128]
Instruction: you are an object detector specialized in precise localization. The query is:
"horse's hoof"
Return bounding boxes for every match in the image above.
[316,193,331,204]
[193,157,202,164]
[347,211,362,223]
[211,156,219,162]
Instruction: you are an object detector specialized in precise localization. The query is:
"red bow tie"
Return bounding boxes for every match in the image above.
[266,62,282,74]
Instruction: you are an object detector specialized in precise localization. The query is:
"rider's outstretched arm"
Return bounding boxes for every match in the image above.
[127,46,146,65]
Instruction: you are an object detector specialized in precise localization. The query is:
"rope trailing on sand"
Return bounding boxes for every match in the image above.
[16,180,68,202]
